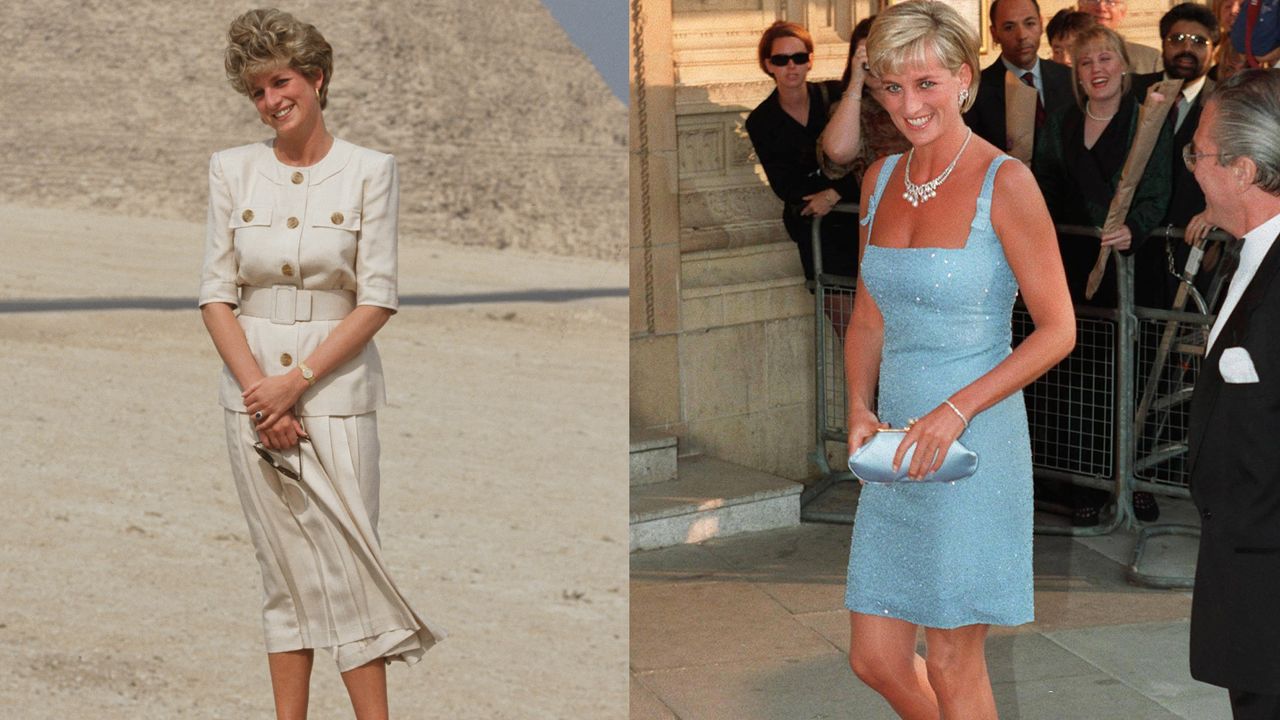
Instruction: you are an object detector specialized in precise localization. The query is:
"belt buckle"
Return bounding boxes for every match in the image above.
[271,285,297,325]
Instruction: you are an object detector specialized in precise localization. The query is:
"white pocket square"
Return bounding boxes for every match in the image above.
[1220,346,1261,384]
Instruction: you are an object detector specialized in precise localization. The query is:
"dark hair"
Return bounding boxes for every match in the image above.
[989,0,1042,26]
[840,16,877,89]
[757,21,814,75]
[1046,9,1096,43]
[1159,2,1221,45]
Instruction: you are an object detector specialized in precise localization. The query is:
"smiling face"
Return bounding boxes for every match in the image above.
[1074,40,1127,103]
[991,0,1043,70]
[247,66,324,139]
[877,48,973,146]
[765,36,812,91]
[1191,103,1246,236]
[1163,19,1214,81]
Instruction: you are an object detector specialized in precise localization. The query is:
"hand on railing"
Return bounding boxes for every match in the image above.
[1183,211,1215,246]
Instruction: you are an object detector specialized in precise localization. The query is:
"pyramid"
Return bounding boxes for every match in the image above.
[0,0,626,260]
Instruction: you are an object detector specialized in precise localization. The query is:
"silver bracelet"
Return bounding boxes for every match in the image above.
[943,399,969,429]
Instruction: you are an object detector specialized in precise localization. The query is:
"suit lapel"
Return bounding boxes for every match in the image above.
[1189,228,1280,472]
[1218,229,1280,348]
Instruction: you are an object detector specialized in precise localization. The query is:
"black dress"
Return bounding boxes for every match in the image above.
[746,81,859,283]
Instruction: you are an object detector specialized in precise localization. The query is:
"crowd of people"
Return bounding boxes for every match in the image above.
[742,1,1280,717]
[748,1,1270,526]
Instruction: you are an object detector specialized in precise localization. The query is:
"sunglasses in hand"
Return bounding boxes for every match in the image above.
[253,440,306,481]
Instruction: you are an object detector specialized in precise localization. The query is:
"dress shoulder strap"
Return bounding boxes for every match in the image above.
[979,154,1013,204]
[859,153,901,228]
[972,154,1013,228]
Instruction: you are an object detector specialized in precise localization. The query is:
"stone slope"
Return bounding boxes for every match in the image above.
[0,0,626,260]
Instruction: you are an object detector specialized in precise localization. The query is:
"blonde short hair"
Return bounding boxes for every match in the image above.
[225,8,333,109]
[866,0,980,113]
[1068,25,1132,109]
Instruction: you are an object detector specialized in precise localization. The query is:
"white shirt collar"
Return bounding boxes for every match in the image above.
[1002,57,1040,82]
[1239,211,1280,274]
[1164,74,1208,104]
[1206,211,1280,351]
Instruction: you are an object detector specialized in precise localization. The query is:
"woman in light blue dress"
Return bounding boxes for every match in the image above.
[836,2,1076,717]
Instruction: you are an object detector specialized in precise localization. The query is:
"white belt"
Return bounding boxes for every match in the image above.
[239,285,355,325]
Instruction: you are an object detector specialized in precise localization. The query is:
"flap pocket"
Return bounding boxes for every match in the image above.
[312,209,361,231]
[229,205,273,229]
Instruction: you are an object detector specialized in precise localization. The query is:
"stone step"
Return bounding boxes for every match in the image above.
[630,428,678,487]
[630,455,802,552]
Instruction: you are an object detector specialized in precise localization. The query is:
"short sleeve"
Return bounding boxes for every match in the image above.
[198,152,239,307]
[355,153,399,311]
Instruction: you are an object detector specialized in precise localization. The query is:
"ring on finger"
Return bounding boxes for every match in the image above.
[254,411,264,422]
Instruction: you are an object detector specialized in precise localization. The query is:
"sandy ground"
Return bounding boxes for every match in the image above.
[0,205,628,718]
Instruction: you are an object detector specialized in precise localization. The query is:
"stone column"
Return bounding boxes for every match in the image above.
[631,0,683,432]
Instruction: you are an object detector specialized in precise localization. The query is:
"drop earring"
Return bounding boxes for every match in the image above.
[959,88,970,107]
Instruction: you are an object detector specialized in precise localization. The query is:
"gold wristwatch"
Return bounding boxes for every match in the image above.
[298,361,317,386]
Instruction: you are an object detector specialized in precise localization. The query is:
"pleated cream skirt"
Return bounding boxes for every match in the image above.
[223,410,446,671]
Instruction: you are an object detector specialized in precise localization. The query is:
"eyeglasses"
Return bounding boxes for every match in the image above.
[1182,142,1229,171]
[768,52,811,67]
[1165,32,1210,46]
[1080,0,1125,7]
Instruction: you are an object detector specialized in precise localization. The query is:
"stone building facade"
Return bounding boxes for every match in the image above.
[631,0,1172,482]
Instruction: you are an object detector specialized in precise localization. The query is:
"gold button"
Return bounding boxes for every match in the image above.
[287,216,299,229]
[241,209,254,222]
[280,353,293,366]
[282,263,294,277]
[291,171,304,184]
[331,211,344,225]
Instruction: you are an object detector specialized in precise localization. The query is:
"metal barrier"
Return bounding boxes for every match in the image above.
[799,206,1240,585]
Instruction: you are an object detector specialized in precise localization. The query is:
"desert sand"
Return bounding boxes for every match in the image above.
[0,0,627,716]
[0,205,628,718]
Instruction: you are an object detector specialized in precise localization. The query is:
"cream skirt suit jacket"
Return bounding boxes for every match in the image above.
[199,138,445,671]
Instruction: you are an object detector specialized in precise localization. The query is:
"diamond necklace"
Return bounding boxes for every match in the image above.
[902,128,973,208]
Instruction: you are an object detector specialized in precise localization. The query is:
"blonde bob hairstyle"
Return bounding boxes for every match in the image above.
[866,0,980,113]
[225,8,334,110]
[1068,25,1132,110]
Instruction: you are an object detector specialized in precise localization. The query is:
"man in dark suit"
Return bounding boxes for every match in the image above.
[964,0,1073,162]
[1133,3,1219,232]
[1186,68,1280,720]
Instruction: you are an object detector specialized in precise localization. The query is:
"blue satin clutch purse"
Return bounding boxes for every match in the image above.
[847,429,979,483]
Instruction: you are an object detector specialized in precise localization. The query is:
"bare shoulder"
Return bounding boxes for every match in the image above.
[991,158,1042,206]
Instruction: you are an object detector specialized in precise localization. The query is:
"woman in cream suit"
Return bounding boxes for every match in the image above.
[199,9,443,719]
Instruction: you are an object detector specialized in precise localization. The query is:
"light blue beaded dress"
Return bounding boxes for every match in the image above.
[844,153,1034,628]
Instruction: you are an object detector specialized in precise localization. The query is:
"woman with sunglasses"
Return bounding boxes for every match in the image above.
[746,21,861,293]
[198,9,444,719]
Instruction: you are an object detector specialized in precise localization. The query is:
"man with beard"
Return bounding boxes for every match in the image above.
[1133,3,1220,304]
[1079,0,1163,73]
[964,0,1073,165]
